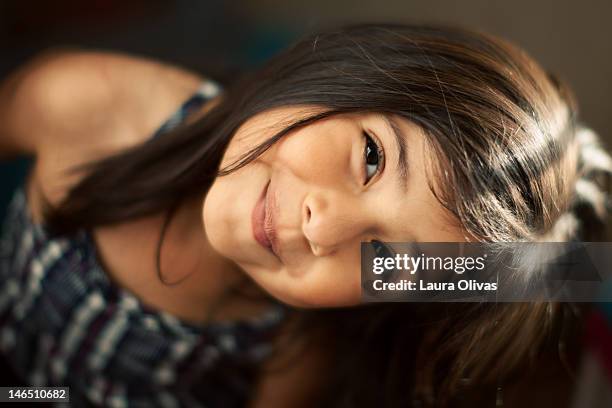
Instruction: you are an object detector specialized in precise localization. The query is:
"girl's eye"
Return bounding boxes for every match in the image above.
[363,131,384,184]
[371,239,393,258]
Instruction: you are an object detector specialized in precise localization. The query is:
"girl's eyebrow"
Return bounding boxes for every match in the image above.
[382,114,409,192]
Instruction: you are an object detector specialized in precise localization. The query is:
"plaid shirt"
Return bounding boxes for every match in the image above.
[0,81,287,407]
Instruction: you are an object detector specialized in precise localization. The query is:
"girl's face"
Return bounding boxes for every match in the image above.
[203,107,468,308]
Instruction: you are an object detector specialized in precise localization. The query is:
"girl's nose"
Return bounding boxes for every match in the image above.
[302,190,370,256]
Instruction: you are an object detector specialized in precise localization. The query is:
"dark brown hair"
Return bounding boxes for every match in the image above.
[44,23,611,406]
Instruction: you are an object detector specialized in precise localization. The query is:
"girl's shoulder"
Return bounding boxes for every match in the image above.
[17,49,208,219]
[16,50,227,324]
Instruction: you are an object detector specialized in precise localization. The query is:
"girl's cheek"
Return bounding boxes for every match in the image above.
[274,127,351,180]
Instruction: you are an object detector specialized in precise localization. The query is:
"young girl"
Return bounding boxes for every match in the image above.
[0,23,610,407]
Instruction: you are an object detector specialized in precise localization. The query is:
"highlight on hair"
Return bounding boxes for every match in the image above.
[42,23,611,406]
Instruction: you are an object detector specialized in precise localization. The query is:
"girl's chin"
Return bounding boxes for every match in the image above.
[217,243,270,272]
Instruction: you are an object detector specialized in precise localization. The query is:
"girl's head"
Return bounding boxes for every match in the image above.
[200,23,606,307]
[204,108,469,307]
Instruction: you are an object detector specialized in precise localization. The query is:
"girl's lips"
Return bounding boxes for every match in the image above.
[252,180,273,252]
